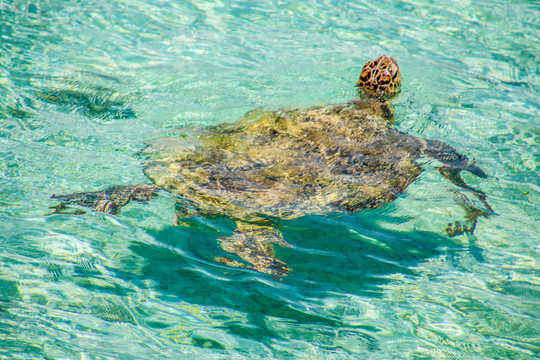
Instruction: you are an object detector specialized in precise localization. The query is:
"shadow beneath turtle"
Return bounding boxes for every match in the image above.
[123,210,469,346]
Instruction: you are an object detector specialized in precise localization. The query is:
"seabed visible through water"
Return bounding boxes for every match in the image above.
[0,1,538,359]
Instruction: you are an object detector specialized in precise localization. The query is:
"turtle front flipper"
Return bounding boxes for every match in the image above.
[437,166,492,211]
[420,138,493,235]
[216,222,292,276]
[422,138,487,178]
[50,184,157,214]
[444,201,491,237]
[422,137,492,207]
[438,167,493,237]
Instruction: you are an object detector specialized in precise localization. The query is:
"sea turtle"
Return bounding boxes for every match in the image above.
[51,56,492,276]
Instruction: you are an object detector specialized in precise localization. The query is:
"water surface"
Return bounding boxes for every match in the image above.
[1,0,539,359]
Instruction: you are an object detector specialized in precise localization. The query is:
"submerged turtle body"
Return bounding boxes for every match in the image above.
[52,56,492,276]
[144,100,421,221]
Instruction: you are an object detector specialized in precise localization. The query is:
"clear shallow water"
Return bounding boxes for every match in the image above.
[0,0,538,358]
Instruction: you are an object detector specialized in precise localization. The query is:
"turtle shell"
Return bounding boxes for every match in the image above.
[142,98,423,223]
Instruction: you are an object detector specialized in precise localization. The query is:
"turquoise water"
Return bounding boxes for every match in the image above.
[1,0,539,358]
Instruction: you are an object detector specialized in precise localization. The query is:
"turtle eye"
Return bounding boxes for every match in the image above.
[360,69,370,81]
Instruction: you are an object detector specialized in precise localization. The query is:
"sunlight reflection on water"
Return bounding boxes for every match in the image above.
[0,0,538,358]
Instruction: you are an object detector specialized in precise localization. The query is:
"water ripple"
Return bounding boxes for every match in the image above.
[1,0,538,358]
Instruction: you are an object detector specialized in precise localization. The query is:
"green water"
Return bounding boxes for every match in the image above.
[1,0,538,359]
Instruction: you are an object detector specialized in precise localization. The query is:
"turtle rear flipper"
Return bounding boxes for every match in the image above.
[50,184,157,214]
[217,222,292,276]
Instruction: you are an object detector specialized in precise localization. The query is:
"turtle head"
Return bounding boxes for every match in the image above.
[356,55,401,98]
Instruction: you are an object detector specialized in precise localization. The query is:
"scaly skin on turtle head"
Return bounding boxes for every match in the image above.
[356,55,401,98]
